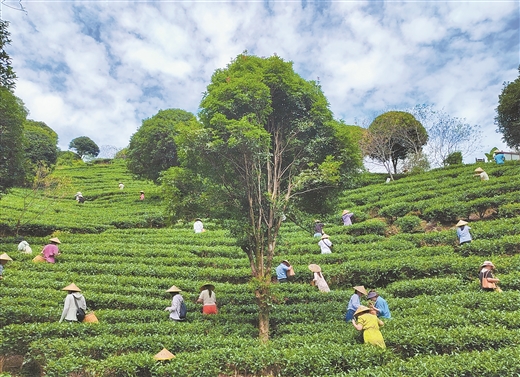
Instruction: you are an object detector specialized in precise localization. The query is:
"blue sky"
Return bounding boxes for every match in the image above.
[3,0,519,165]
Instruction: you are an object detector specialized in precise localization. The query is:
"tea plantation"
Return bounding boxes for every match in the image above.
[2,159,520,376]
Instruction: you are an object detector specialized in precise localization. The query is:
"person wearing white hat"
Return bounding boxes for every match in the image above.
[308,264,330,292]
[479,261,500,292]
[41,237,61,263]
[17,239,32,254]
[455,220,472,245]
[164,285,186,321]
[318,234,333,254]
[74,192,85,203]
[345,286,368,321]
[342,210,354,226]
[59,283,87,323]
[473,167,489,181]
[275,260,293,283]
[0,253,13,280]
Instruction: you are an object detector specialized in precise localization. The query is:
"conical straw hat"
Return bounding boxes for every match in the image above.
[0,253,13,261]
[153,348,175,361]
[456,220,468,227]
[308,264,321,273]
[353,285,368,295]
[354,305,371,317]
[62,283,81,292]
[166,285,182,293]
[49,237,61,244]
[474,167,484,173]
[342,210,351,215]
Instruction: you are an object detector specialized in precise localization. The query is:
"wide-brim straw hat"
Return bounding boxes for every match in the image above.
[474,167,484,173]
[367,291,378,299]
[49,237,61,244]
[166,285,182,293]
[481,261,495,268]
[281,260,290,264]
[0,253,13,261]
[140,191,145,193]
[308,264,322,273]
[342,210,351,215]
[455,220,468,227]
[321,234,330,239]
[62,283,81,292]
[76,192,82,196]
[314,219,321,223]
[354,305,371,317]
[199,284,215,291]
[153,348,175,361]
[353,285,368,295]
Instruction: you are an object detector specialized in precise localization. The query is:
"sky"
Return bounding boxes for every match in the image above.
[3,0,519,164]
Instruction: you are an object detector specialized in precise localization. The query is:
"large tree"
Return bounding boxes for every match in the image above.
[0,86,26,196]
[496,67,520,149]
[362,111,427,176]
[166,54,356,341]
[126,109,198,182]
[23,120,59,171]
[69,136,100,159]
[0,20,17,91]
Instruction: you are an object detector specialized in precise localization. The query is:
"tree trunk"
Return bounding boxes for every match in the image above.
[255,283,270,343]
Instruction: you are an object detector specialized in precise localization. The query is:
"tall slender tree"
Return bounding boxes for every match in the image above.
[166,54,358,341]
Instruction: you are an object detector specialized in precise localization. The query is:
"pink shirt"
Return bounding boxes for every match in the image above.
[42,244,59,263]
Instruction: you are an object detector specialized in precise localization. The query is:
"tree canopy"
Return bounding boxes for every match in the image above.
[165,53,359,341]
[0,86,27,195]
[69,136,100,159]
[23,120,59,171]
[363,111,427,176]
[126,109,198,182]
[496,67,520,149]
[0,20,17,91]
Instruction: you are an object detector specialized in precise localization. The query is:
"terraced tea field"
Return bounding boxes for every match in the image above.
[2,159,520,376]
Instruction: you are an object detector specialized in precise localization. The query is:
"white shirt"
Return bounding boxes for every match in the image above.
[194,220,204,233]
[59,293,86,322]
[318,238,332,254]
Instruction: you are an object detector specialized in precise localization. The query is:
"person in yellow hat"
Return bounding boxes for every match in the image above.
[345,286,368,321]
[41,237,61,263]
[351,305,386,348]
[59,283,86,323]
[473,167,489,181]
[455,220,472,245]
[0,253,13,279]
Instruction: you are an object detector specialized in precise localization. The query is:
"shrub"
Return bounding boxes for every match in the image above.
[395,215,422,233]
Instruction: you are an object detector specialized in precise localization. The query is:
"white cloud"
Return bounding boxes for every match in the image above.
[4,0,517,161]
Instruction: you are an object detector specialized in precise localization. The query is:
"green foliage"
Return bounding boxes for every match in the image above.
[23,119,59,176]
[0,20,17,91]
[0,86,27,195]
[69,136,100,159]
[394,215,422,233]
[127,109,198,182]
[495,67,520,149]
[443,151,462,166]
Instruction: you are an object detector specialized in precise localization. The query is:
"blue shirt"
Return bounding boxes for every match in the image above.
[276,264,290,279]
[457,226,472,243]
[347,293,360,312]
[374,296,391,319]
[494,153,505,164]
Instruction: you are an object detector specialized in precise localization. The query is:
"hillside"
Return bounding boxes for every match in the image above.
[2,160,520,376]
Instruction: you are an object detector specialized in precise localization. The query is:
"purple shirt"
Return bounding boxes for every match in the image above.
[342,213,354,226]
[42,244,59,263]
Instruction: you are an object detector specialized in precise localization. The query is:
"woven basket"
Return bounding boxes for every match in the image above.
[32,255,46,263]
[84,312,99,323]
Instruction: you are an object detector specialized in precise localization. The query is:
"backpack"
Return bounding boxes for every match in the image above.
[74,298,86,322]
[179,300,187,320]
